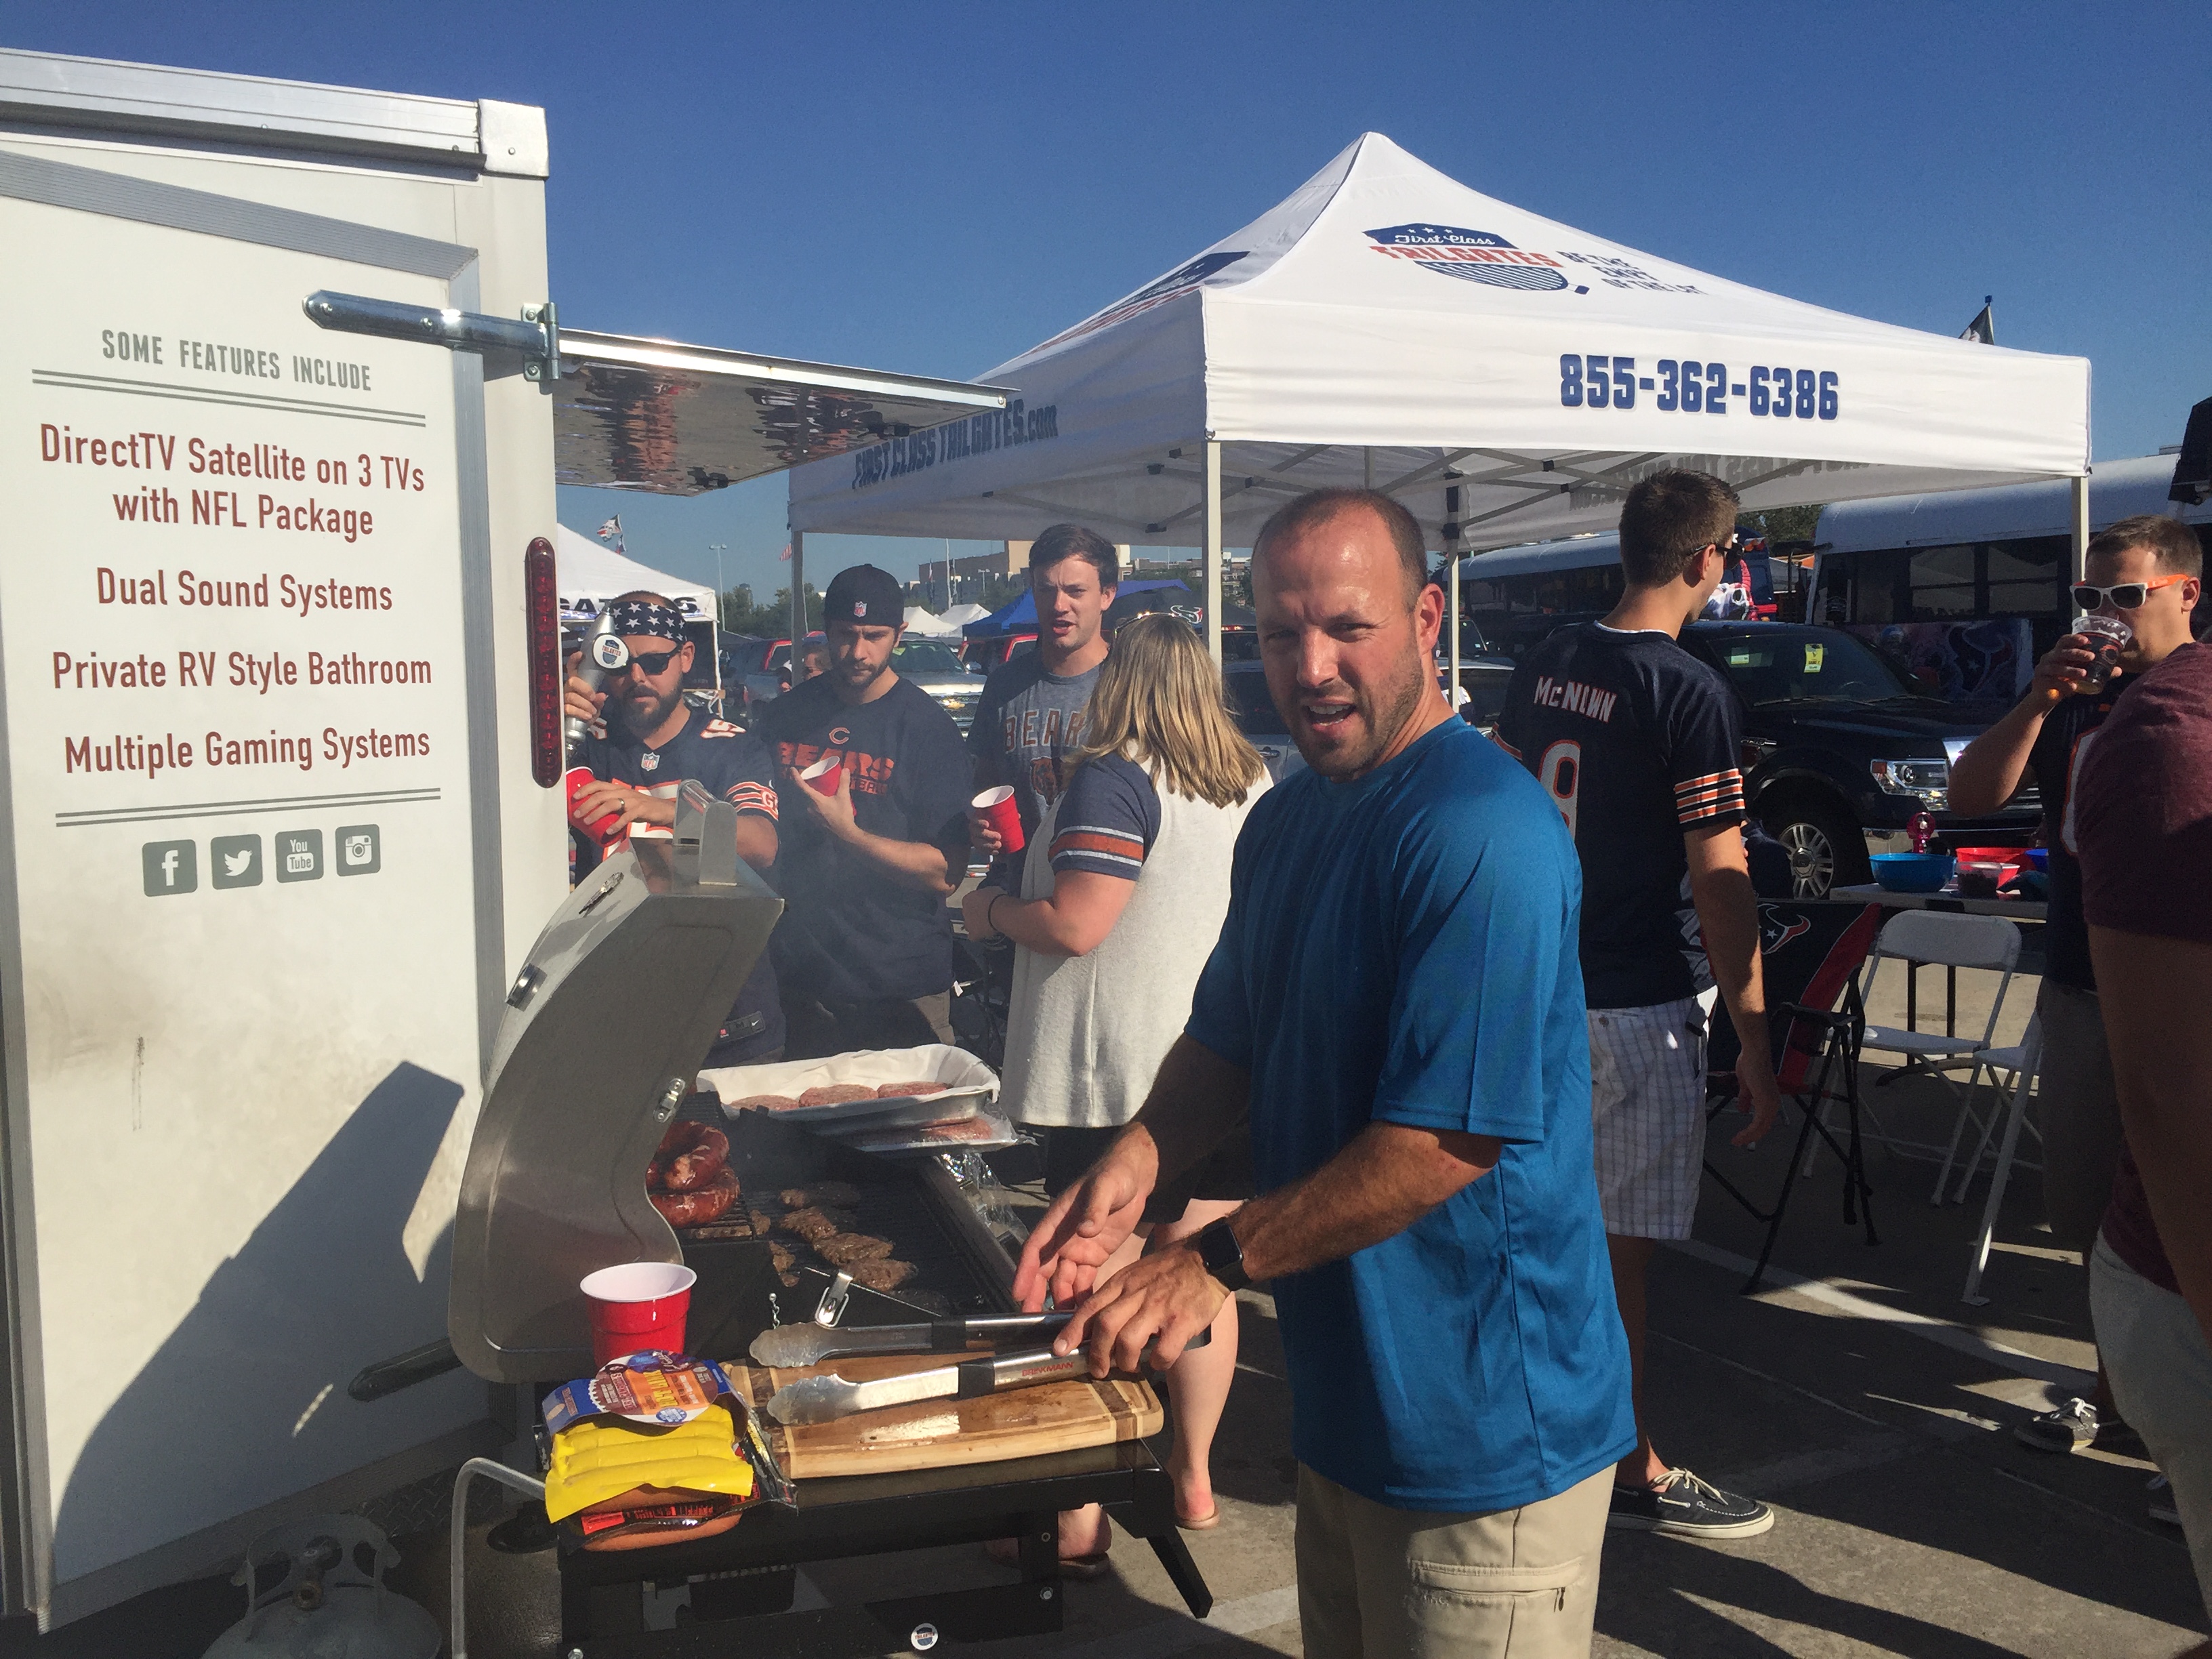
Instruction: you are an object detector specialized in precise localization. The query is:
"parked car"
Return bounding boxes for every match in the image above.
[962,632,1038,672]
[1675,621,2036,897]
[887,636,985,731]
[1223,661,1305,783]
[722,632,824,722]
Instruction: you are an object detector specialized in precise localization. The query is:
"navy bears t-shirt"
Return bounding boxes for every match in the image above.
[1497,623,1746,1010]
[573,709,785,1060]
[756,674,973,1003]
[970,653,1103,886]
[1185,720,1634,1511]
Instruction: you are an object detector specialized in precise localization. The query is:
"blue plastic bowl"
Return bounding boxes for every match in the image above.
[1872,853,1955,893]
[2024,848,2049,873]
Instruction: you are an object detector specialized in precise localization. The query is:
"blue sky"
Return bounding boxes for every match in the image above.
[16,3,2209,600]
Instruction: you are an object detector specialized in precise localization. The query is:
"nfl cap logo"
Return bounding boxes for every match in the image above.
[853,601,867,617]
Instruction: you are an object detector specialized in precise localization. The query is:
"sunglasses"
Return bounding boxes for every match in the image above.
[2071,573,2190,612]
[621,647,684,676]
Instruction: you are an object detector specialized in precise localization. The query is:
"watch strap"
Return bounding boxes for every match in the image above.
[1194,1215,1251,1293]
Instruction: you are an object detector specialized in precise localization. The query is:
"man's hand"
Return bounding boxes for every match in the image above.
[1732,1061,1781,1147]
[563,651,609,737]
[1012,1129,1158,1311]
[787,758,859,842]
[2030,633,2102,704]
[960,884,1007,941]
[569,778,673,831]
[968,809,1006,855]
[1053,1244,1227,1376]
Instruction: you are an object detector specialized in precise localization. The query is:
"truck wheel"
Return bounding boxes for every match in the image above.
[1761,799,1870,899]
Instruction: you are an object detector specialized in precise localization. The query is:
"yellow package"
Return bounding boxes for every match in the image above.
[543,1404,757,1523]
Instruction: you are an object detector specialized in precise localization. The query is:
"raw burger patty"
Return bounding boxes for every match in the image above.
[815,1234,895,1267]
[847,1258,918,1291]
[779,1182,863,1210]
[731,1094,802,1111]
[874,1080,947,1099]
[780,1206,856,1242]
[798,1084,874,1107]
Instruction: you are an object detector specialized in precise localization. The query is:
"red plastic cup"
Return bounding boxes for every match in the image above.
[579,1262,696,1366]
[800,754,844,796]
[972,785,1025,855]
[566,766,624,844]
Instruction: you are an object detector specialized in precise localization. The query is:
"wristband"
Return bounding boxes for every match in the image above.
[986,891,1005,938]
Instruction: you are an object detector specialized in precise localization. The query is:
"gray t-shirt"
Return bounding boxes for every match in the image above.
[968,653,1103,846]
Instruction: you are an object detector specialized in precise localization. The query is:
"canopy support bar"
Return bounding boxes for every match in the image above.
[2070,475,2091,583]
[1205,441,1224,665]
[789,529,806,654]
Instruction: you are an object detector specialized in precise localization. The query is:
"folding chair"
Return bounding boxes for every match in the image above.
[1843,912,2022,1201]
[1704,902,1884,1293]
[1959,1014,2043,1304]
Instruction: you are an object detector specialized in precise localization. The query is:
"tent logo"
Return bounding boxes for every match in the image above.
[1036,250,1250,351]
[1364,224,1568,292]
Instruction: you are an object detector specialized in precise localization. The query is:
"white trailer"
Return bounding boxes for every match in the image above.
[0,48,1001,1629]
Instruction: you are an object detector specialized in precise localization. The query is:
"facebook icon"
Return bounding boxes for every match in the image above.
[142,840,197,897]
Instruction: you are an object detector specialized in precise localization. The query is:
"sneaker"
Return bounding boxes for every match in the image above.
[1609,1469,1775,1539]
[2149,1473,2181,1528]
[2014,1397,2103,1454]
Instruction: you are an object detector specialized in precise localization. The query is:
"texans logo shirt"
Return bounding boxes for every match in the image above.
[1498,623,1746,1009]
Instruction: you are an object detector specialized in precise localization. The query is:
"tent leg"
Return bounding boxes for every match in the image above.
[1448,552,1461,714]
[1204,441,1224,666]
[2070,474,2090,584]
[790,529,806,653]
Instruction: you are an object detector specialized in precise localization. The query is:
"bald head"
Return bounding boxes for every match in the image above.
[1252,489,1428,607]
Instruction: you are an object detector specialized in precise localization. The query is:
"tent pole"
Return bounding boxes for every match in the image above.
[1204,441,1225,665]
[789,529,806,654]
[2070,474,2090,584]
[1448,551,1461,716]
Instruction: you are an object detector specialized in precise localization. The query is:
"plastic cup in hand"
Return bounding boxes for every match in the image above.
[2072,613,2132,693]
[566,766,624,845]
[800,754,843,796]
[972,785,1025,855]
[579,1262,696,1366]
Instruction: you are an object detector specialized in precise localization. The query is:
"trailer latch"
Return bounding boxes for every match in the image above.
[302,289,562,384]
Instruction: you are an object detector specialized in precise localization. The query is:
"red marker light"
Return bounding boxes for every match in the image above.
[525,536,562,787]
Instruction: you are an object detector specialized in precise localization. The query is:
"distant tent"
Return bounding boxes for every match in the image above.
[902,607,960,636]
[938,602,993,629]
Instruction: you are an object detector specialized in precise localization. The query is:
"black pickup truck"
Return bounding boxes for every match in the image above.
[1677,621,2036,897]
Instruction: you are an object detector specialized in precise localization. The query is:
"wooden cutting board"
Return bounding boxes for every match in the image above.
[725,1352,1160,1479]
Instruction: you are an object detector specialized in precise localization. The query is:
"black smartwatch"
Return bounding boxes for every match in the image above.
[1192,1215,1251,1293]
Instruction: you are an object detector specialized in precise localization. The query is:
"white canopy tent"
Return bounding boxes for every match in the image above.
[553,523,716,617]
[901,606,961,636]
[789,131,2091,665]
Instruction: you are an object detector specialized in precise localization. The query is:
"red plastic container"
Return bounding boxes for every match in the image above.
[800,754,844,797]
[579,1262,696,1366]
[971,785,1025,855]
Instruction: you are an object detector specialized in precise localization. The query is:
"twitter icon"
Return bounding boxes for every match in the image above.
[210,834,262,890]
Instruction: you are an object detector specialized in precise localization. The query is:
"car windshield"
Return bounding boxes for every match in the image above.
[890,639,967,674]
[1707,629,1921,705]
[1224,667,1289,735]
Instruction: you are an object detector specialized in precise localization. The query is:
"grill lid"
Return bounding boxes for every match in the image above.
[447,787,781,1383]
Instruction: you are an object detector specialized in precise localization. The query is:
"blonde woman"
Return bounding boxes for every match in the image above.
[964,612,1268,1565]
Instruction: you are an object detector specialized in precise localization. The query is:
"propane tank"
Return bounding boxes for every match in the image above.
[200,1516,438,1659]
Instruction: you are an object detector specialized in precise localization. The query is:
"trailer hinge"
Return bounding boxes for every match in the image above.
[302,289,561,384]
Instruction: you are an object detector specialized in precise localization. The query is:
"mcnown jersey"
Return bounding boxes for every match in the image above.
[1497,623,1745,1009]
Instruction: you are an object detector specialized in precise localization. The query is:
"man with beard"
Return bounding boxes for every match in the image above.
[566,592,785,1064]
[1015,490,1632,1658]
[756,565,973,1057]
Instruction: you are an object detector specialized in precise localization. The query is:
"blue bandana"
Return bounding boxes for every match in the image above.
[607,600,687,643]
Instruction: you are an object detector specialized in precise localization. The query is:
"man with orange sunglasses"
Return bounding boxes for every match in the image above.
[1950,512,2205,1459]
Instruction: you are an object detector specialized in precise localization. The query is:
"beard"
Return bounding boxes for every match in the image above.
[1288,649,1428,781]
[615,679,680,737]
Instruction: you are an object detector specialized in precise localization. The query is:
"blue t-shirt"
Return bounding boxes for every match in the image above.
[1185,719,1634,1512]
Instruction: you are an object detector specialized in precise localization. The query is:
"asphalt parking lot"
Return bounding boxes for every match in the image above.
[13,965,2203,1659]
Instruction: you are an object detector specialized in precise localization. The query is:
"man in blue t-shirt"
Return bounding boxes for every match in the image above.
[565,592,784,1063]
[1015,491,1632,1659]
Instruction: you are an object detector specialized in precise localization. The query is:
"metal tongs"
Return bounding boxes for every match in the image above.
[748,1309,1076,1370]
[764,1328,1208,1426]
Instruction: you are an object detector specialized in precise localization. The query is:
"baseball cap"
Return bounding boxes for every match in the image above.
[823,564,904,628]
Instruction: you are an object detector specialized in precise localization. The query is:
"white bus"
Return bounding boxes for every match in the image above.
[1811,452,2212,658]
